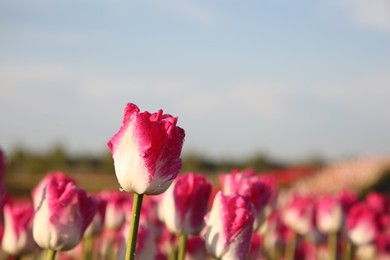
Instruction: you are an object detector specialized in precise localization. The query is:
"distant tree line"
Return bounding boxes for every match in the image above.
[2,144,316,176]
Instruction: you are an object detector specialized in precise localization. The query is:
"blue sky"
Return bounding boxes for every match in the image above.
[1,0,390,162]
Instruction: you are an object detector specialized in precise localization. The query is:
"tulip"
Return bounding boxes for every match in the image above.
[282,195,315,236]
[338,190,359,212]
[346,202,378,246]
[282,195,315,260]
[100,190,130,231]
[219,168,256,195]
[32,172,76,209]
[161,173,212,235]
[32,176,98,257]
[83,195,107,260]
[220,169,271,230]
[0,148,8,242]
[263,211,290,259]
[316,196,343,234]
[84,195,107,238]
[316,196,344,260]
[160,173,212,260]
[108,103,185,196]
[117,223,156,260]
[203,191,254,260]
[155,224,177,258]
[376,232,390,259]
[108,103,185,260]
[2,200,37,257]
[248,233,263,260]
[365,192,389,215]
[185,236,207,260]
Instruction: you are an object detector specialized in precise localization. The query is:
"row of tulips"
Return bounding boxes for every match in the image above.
[1,168,390,259]
[0,102,389,260]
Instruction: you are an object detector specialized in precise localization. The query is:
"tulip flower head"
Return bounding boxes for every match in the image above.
[282,195,315,236]
[0,148,7,241]
[203,191,254,260]
[346,202,378,245]
[100,190,130,231]
[220,169,271,230]
[32,172,76,209]
[160,173,212,235]
[2,201,36,256]
[117,222,156,260]
[33,177,98,251]
[316,196,344,234]
[108,103,185,195]
[84,195,107,238]
[365,192,390,215]
[185,236,207,260]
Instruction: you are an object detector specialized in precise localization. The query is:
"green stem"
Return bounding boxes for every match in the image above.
[47,249,57,260]
[285,231,297,260]
[126,193,144,260]
[328,232,338,260]
[343,239,353,260]
[168,247,177,260]
[177,233,187,260]
[273,246,282,260]
[83,235,93,260]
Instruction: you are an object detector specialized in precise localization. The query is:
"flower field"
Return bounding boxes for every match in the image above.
[0,103,389,260]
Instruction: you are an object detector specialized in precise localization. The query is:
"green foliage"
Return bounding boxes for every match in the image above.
[5,147,285,176]
[360,167,390,198]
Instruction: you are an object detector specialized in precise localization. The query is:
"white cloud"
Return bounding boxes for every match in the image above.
[327,0,390,32]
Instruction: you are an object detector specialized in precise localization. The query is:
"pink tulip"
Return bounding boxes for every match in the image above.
[219,168,256,194]
[84,194,107,238]
[376,232,390,259]
[160,173,212,235]
[100,190,130,231]
[295,240,317,260]
[203,191,254,260]
[365,192,389,215]
[117,222,156,260]
[185,236,207,260]
[1,200,37,256]
[32,176,98,251]
[32,172,76,209]
[248,233,263,260]
[155,224,176,258]
[220,169,271,230]
[108,103,185,195]
[346,202,378,245]
[338,190,359,212]
[0,149,7,242]
[263,211,290,252]
[316,196,344,234]
[282,195,315,236]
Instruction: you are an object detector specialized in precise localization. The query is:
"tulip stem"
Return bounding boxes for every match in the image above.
[178,233,187,260]
[285,231,297,260]
[328,232,338,260]
[47,249,57,260]
[83,236,93,260]
[126,193,144,260]
[343,239,353,260]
